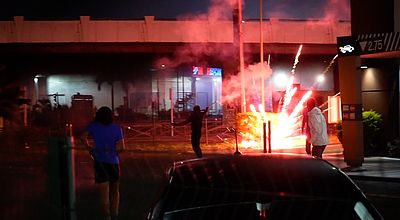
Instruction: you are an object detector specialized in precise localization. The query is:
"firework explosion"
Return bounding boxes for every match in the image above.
[236,44,315,150]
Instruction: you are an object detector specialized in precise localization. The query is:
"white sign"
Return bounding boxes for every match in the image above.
[339,45,355,54]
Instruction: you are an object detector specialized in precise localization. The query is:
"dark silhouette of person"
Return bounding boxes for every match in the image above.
[302,106,311,155]
[172,105,208,158]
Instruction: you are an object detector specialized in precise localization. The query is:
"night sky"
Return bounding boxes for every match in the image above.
[0,0,350,21]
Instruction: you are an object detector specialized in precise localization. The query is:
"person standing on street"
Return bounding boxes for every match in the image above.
[301,105,311,155]
[306,98,329,158]
[81,106,125,220]
[172,105,208,158]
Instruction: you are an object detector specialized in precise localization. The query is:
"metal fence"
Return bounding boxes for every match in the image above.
[122,118,236,144]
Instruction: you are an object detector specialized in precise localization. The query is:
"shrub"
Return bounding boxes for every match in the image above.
[362,110,383,155]
[335,110,384,156]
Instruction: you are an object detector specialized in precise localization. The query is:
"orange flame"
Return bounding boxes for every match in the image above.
[239,90,312,150]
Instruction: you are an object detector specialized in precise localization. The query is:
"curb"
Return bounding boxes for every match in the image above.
[347,174,400,183]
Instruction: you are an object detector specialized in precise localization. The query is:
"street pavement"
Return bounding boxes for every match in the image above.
[325,154,400,182]
[2,134,400,220]
[131,137,400,183]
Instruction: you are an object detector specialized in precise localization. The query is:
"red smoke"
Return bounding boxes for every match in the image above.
[222,62,272,105]
[153,0,349,107]
[322,0,350,21]
[154,0,239,73]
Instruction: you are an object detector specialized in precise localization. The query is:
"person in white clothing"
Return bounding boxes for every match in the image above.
[306,98,329,158]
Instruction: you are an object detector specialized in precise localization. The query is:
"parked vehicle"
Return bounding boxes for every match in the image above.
[148,153,383,220]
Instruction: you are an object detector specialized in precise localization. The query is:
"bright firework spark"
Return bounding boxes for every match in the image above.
[240,88,311,150]
[312,54,338,88]
[322,54,338,75]
[291,44,303,74]
[274,90,312,148]
[289,90,313,119]
[322,107,331,113]
[237,44,315,150]
[281,76,296,114]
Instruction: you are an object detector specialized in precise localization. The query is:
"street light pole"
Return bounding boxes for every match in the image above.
[34,76,39,104]
[238,0,246,112]
[260,0,265,108]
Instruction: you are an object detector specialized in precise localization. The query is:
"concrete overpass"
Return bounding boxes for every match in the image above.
[0,16,350,55]
[0,16,350,130]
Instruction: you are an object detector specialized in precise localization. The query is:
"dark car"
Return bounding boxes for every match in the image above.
[148,153,383,220]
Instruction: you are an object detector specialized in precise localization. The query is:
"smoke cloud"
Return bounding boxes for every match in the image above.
[322,0,350,21]
[153,0,348,107]
[222,62,273,105]
[259,0,350,21]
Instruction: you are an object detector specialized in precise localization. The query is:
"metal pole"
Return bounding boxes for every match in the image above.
[65,124,76,220]
[238,0,246,113]
[22,86,28,127]
[34,76,39,104]
[234,128,241,155]
[111,82,114,114]
[182,75,185,109]
[263,122,267,153]
[157,77,160,115]
[65,124,72,136]
[268,120,272,153]
[260,0,265,108]
[170,88,174,136]
[176,72,179,109]
[205,117,208,146]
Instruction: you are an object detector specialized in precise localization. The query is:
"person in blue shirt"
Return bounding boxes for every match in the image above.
[81,106,125,220]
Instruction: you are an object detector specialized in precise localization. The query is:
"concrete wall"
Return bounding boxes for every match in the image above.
[0,16,350,44]
[361,60,399,141]
[46,75,125,110]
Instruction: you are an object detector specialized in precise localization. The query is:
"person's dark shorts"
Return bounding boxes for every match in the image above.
[94,161,120,183]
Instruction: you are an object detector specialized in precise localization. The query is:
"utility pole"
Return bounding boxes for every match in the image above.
[238,0,246,112]
[110,82,114,114]
[260,0,265,108]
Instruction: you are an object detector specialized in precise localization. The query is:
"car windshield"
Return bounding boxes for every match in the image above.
[164,198,374,220]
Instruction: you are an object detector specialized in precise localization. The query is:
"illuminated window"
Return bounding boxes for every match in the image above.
[328,95,342,123]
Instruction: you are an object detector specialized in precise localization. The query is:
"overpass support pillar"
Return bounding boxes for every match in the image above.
[338,56,364,167]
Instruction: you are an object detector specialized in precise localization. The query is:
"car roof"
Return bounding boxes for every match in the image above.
[169,153,362,199]
[158,154,380,219]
